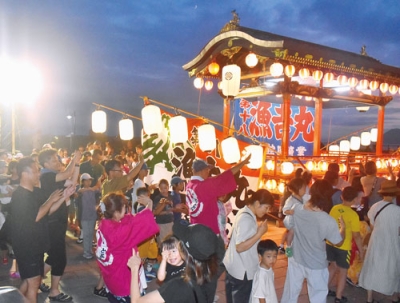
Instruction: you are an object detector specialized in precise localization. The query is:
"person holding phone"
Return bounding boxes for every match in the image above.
[152,179,174,246]
[223,189,275,303]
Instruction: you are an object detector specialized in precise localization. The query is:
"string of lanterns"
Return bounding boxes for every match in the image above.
[193,55,400,96]
[91,101,269,169]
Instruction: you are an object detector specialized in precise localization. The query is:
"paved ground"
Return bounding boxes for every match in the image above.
[0,223,394,302]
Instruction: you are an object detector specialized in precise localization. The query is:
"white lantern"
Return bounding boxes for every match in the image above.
[329,144,340,154]
[141,105,163,136]
[369,80,379,91]
[299,68,310,79]
[119,118,134,140]
[204,80,213,91]
[359,79,369,90]
[193,77,204,89]
[169,115,188,144]
[339,140,350,154]
[356,106,370,112]
[370,128,378,143]
[245,53,258,68]
[379,82,389,93]
[221,137,241,164]
[92,110,107,133]
[198,124,216,152]
[339,163,347,174]
[278,182,285,193]
[361,132,371,146]
[270,62,283,77]
[244,145,263,169]
[350,136,361,150]
[284,65,295,77]
[281,161,294,175]
[337,75,348,85]
[305,160,315,171]
[389,84,399,94]
[312,70,323,81]
[324,72,334,83]
[221,64,241,97]
[266,179,277,190]
[318,161,328,171]
[348,77,358,88]
[266,159,275,170]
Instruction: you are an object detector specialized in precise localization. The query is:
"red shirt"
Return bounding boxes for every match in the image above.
[186,170,236,234]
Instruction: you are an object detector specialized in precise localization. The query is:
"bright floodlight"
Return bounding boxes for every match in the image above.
[0,57,43,106]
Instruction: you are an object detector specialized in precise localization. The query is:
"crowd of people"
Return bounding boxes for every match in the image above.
[0,143,399,303]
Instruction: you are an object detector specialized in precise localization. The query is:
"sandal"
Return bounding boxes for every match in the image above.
[48,293,73,302]
[39,283,50,292]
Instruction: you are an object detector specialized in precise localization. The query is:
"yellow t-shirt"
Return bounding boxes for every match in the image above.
[328,204,360,251]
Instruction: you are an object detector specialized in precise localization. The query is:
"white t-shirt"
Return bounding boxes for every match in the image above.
[131,179,145,214]
[223,206,259,280]
[251,265,278,303]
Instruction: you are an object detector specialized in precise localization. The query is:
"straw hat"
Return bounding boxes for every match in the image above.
[377,180,400,194]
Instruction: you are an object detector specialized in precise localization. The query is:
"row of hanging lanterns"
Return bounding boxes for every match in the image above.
[91,105,264,169]
[327,128,378,154]
[259,178,286,193]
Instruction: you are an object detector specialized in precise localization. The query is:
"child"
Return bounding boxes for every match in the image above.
[278,177,306,257]
[157,235,186,283]
[250,239,279,303]
[77,173,101,259]
[170,176,188,222]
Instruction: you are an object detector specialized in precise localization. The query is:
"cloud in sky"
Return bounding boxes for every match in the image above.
[0,0,399,143]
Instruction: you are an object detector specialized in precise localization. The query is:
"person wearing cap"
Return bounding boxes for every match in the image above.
[359,179,400,303]
[38,148,81,302]
[128,222,219,303]
[170,176,188,222]
[77,173,100,259]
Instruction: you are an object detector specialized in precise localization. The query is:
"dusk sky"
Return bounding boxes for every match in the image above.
[1,0,400,146]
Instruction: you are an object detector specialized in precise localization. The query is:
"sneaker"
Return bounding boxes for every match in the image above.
[213,294,219,302]
[93,286,108,298]
[334,296,348,303]
[145,270,156,279]
[9,271,20,279]
[145,276,153,283]
[278,245,286,254]
[83,253,93,259]
[285,246,293,258]
[76,238,83,244]
[39,283,50,293]
[327,290,336,297]
[346,277,360,288]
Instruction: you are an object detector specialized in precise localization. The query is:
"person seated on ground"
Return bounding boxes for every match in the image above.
[128,222,219,303]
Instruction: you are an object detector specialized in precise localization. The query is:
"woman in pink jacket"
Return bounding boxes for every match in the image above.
[96,192,159,302]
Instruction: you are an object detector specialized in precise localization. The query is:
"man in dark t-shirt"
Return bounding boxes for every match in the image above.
[38,149,80,302]
[10,157,70,303]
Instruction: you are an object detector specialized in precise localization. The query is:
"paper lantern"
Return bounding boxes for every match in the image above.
[266,179,277,190]
[141,105,163,136]
[339,140,350,153]
[278,182,285,193]
[305,160,315,171]
[221,137,240,164]
[324,72,334,83]
[312,70,323,81]
[390,159,398,167]
[217,81,222,90]
[339,163,347,174]
[318,161,328,171]
[266,160,275,170]
[361,132,371,146]
[370,128,378,143]
[92,110,107,133]
[204,80,213,91]
[348,77,358,88]
[281,161,294,175]
[284,65,295,77]
[119,118,134,140]
[359,79,369,90]
[208,62,220,75]
[376,159,383,169]
[329,144,340,154]
[369,80,379,91]
[337,75,348,85]
[270,62,283,77]
[299,68,310,79]
[350,136,361,150]
[193,77,204,89]
[389,84,399,94]
[244,145,263,169]
[356,106,370,112]
[245,53,258,68]
[259,180,264,189]
[305,96,313,101]
[198,124,216,152]
[379,82,389,93]
[221,64,241,97]
[169,115,188,144]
